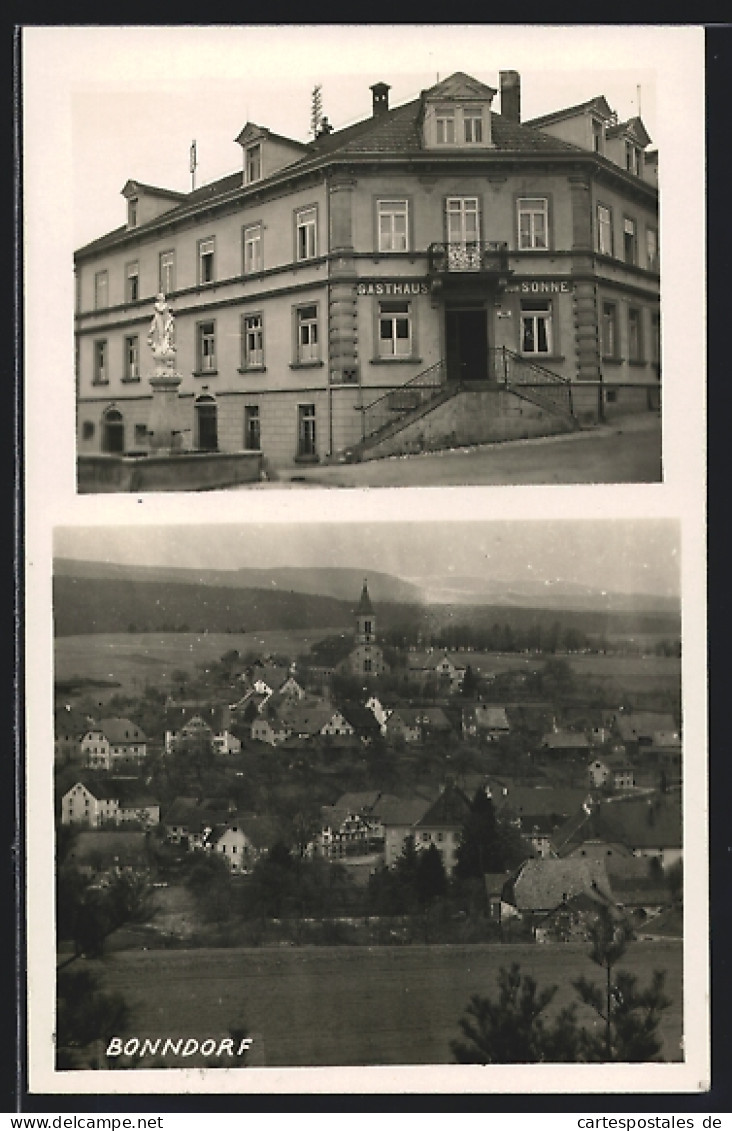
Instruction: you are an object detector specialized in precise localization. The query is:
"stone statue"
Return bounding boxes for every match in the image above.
[148,292,176,360]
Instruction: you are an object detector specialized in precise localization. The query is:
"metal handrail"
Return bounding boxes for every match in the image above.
[357,360,447,442]
[494,347,574,418]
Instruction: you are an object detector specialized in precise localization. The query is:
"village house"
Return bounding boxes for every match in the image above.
[163,796,235,848]
[209,814,281,874]
[54,709,93,765]
[80,718,147,771]
[165,703,241,756]
[384,708,424,745]
[550,791,682,872]
[61,778,160,829]
[462,704,510,741]
[587,753,636,791]
[337,702,383,744]
[503,855,615,929]
[381,782,473,875]
[611,711,680,752]
[250,716,291,747]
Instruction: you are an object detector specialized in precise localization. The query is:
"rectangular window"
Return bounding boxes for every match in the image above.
[623,217,637,265]
[446,197,480,245]
[197,321,216,372]
[628,307,643,361]
[242,313,264,369]
[244,405,261,450]
[93,340,108,384]
[520,300,553,355]
[597,205,614,256]
[463,106,483,144]
[198,237,215,284]
[378,300,412,358]
[245,143,262,184]
[296,304,319,363]
[296,207,317,261]
[128,198,138,228]
[297,404,316,457]
[125,261,139,303]
[94,270,108,311]
[159,250,175,295]
[377,199,409,253]
[123,334,140,381]
[134,423,147,444]
[646,227,659,271]
[601,303,619,358]
[625,142,641,175]
[592,119,604,153]
[518,198,548,250]
[243,224,263,274]
[436,107,455,144]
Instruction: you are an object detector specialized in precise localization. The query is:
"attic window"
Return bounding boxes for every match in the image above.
[128,197,138,228]
[463,106,484,144]
[592,119,604,154]
[436,107,456,144]
[625,141,641,176]
[245,143,262,185]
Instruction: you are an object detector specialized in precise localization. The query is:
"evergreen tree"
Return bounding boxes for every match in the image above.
[414,843,448,906]
[451,963,580,1063]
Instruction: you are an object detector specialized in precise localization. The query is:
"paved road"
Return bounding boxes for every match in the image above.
[249,413,662,489]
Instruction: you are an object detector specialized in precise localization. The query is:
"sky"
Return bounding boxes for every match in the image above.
[53,518,681,599]
[19,23,686,249]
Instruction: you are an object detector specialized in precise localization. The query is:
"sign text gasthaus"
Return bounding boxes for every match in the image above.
[357,281,430,296]
[505,280,573,294]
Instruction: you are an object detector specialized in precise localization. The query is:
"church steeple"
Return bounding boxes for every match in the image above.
[355,578,375,645]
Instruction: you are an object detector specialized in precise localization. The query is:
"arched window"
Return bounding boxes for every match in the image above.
[195,395,218,451]
[101,407,125,453]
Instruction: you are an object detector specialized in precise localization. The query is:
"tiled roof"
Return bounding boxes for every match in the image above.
[98,717,147,744]
[541,730,590,749]
[497,785,589,822]
[524,95,615,128]
[552,793,682,854]
[614,713,678,741]
[509,856,614,911]
[377,797,432,828]
[416,783,471,829]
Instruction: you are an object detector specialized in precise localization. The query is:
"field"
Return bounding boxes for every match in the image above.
[55,634,681,703]
[54,630,344,700]
[84,939,683,1067]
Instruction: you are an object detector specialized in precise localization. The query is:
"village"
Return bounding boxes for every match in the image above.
[55,580,683,954]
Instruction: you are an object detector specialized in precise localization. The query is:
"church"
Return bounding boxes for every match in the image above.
[337,580,388,680]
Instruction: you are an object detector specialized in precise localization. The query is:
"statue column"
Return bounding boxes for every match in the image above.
[146,293,183,452]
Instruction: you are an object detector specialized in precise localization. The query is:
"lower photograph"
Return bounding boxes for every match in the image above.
[43,516,699,1089]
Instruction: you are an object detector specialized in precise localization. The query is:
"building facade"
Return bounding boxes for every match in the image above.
[75,71,660,470]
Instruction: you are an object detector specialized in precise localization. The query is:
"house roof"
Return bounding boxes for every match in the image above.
[552,794,682,854]
[464,705,510,729]
[541,730,590,750]
[496,785,590,822]
[614,713,678,742]
[55,710,93,738]
[509,856,614,912]
[416,782,471,829]
[98,718,147,744]
[333,791,383,814]
[606,116,652,147]
[64,778,119,802]
[337,703,382,731]
[524,95,615,129]
[77,72,616,260]
[377,797,433,828]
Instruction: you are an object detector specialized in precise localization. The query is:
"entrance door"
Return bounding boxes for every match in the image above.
[445,308,489,383]
[101,409,125,453]
[195,397,218,451]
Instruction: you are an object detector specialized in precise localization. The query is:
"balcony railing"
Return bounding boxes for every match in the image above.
[428,241,510,274]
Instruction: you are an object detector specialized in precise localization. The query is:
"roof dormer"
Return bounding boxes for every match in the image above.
[121,180,186,230]
[605,116,652,177]
[234,122,308,186]
[420,72,497,151]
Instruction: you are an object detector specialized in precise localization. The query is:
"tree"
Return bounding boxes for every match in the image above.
[414,843,448,907]
[571,904,671,1061]
[451,963,580,1063]
[454,788,524,880]
[56,969,131,1069]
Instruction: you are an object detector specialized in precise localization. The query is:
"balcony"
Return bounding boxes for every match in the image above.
[428,240,510,277]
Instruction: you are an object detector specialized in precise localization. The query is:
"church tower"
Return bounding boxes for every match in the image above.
[355,578,376,646]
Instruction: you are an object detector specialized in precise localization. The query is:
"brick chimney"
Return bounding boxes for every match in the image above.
[370,82,391,117]
[500,70,521,123]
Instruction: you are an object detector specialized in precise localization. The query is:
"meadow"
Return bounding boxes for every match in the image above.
[85,939,683,1067]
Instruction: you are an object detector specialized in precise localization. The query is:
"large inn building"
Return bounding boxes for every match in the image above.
[75,71,660,469]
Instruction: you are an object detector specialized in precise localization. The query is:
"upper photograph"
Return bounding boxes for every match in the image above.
[72,35,662,492]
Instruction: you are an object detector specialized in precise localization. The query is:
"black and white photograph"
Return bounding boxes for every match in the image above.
[36,514,704,1090]
[19,22,708,1107]
[30,25,675,493]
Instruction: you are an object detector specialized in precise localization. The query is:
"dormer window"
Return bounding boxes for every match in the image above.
[245,142,262,185]
[463,105,484,144]
[592,119,604,154]
[435,107,456,144]
[625,141,641,176]
[128,197,138,228]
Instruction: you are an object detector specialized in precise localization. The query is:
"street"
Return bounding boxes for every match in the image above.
[247,413,662,489]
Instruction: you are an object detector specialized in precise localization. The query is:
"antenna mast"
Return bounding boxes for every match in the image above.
[190,139,197,191]
[310,84,323,138]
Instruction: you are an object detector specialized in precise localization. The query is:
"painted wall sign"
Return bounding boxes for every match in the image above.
[356,281,430,296]
[505,280,573,294]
